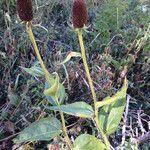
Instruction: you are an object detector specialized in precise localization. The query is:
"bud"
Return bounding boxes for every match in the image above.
[72,0,88,29]
[17,0,33,22]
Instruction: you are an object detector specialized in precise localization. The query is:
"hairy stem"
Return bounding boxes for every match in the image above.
[26,22,72,149]
[77,29,110,149]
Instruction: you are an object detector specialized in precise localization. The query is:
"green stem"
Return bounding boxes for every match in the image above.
[77,29,110,149]
[77,30,97,108]
[26,22,51,85]
[60,112,73,149]
[26,22,72,149]
[95,117,110,149]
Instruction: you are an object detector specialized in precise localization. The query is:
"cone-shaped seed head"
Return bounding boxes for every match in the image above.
[17,0,33,21]
[72,0,88,28]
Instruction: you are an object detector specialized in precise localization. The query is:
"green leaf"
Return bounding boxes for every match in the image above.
[47,102,94,118]
[73,134,107,150]
[13,117,62,143]
[96,78,128,108]
[20,65,44,77]
[44,73,59,97]
[60,52,81,65]
[98,78,128,135]
[44,74,66,106]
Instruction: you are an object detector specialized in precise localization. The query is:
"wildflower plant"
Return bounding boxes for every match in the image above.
[14,0,128,149]
[16,0,72,149]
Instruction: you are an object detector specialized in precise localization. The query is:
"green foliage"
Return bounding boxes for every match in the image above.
[47,102,94,118]
[20,63,66,106]
[10,0,16,6]
[0,0,148,149]
[73,134,107,150]
[20,63,44,77]
[93,0,150,51]
[44,74,66,106]
[93,0,128,44]
[98,78,128,135]
[14,117,62,143]
[44,73,60,97]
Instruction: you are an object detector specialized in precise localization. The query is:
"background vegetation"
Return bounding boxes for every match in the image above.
[0,0,149,149]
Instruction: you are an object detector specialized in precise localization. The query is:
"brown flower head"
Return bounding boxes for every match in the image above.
[72,0,88,29]
[17,0,33,21]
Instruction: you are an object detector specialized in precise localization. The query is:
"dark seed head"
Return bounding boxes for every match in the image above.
[17,0,33,22]
[72,0,88,29]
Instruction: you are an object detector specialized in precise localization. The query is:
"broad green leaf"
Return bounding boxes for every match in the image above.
[13,117,62,143]
[20,65,44,77]
[47,102,94,118]
[98,78,128,135]
[60,52,81,64]
[73,134,107,150]
[44,74,66,106]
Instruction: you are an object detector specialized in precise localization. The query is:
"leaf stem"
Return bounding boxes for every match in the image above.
[77,29,110,149]
[26,22,72,149]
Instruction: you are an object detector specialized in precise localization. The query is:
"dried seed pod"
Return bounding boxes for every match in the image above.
[72,0,88,29]
[17,0,33,21]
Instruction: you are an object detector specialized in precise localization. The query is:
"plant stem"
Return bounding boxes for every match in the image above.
[26,22,51,85]
[77,30,97,108]
[60,112,73,149]
[26,22,72,149]
[95,117,110,149]
[77,29,110,149]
